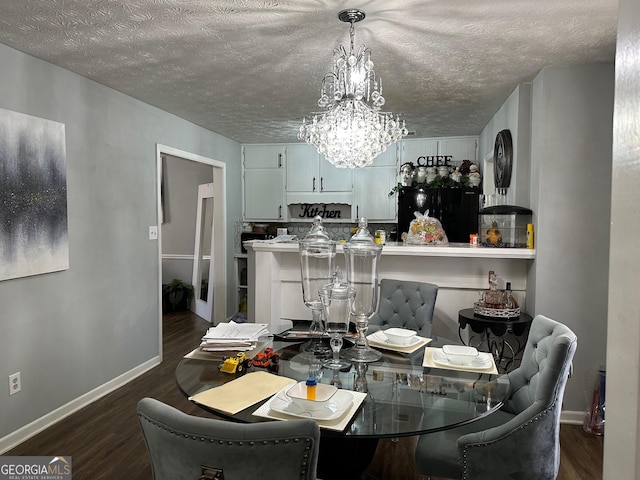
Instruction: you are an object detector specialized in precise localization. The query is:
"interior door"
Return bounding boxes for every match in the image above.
[192,183,215,322]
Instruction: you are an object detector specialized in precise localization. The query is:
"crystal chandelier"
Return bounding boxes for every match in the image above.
[298,9,408,169]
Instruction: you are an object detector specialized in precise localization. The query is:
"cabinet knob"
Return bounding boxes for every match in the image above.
[320,177,324,192]
[313,177,316,192]
[278,153,282,168]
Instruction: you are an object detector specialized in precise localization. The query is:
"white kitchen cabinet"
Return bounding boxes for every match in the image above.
[354,165,398,221]
[286,143,353,193]
[243,145,285,221]
[352,146,399,221]
[438,137,478,163]
[243,144,285,168]
[401,139,439,166]
[401,136,478,165]
[244,169,285,220]
[370,147,400,167]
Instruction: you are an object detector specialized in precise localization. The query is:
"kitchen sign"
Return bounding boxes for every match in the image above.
[289,203,350,220]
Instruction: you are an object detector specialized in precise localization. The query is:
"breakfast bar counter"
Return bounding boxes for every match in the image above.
[245,241,535,337]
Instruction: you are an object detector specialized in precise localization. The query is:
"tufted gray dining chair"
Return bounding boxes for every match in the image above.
[414,314,577,480]
[137,397,320,480]
[368,279,438,337]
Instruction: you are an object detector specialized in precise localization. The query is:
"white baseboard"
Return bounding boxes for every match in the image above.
[560,410,586,425]
[0,356,161,454]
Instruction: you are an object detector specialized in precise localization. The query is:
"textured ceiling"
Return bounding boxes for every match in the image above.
[0,0,618,144]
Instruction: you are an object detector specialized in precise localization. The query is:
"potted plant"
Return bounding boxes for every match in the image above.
[162,279,195,312]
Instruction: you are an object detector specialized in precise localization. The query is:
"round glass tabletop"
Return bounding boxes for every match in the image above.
[175,337,510,439]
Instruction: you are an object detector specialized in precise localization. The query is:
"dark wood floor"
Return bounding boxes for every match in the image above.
[6,311,604,480]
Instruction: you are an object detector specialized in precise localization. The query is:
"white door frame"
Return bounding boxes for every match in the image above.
[156,144,227,358]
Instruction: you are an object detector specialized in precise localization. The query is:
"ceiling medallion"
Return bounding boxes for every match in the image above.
[298,9,408,169]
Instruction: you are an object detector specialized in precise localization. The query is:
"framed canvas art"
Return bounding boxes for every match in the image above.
[0,108,68,281]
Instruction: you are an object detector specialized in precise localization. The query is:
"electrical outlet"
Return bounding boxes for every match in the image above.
[9,372,21,395]
[149,226,158,240]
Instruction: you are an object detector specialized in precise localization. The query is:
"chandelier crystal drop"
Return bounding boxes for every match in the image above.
[298,9,408,169]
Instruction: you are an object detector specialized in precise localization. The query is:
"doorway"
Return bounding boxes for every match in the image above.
[156,145,227,354]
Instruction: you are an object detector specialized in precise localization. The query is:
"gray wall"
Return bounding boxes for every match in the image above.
[0,43,241,445]
[604,0,640,475]
[479,83,532,208]
[528,64,613,413]
[480,64,613,415]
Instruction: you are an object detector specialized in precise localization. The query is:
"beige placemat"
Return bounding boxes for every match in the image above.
[189,371,297,415]
[367,332,431,354]
[252,387,367,432]
[422,347,498,374]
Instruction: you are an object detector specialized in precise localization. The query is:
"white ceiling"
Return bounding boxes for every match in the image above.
[0,0,618,144]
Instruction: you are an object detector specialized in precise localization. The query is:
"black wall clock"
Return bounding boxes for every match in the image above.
[494,129,513,195]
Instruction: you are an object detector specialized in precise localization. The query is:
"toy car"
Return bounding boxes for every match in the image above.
[219,352,252,374]
[251,348,280,368]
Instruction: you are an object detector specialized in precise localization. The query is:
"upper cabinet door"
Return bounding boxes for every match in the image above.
[286,144,319,192]
[244,169,284,221]
[318,156,353,192]
[370,146,399,167]
[354,166,397,221]
[401,139,439,165]
[400,137,478,165]
[243,144,285,169]
[439,137,477,163]
[286,143,353,192]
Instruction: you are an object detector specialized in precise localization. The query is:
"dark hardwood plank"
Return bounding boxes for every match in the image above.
[6,312,604,480]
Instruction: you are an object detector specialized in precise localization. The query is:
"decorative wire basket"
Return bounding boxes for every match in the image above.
[473,302,521,320]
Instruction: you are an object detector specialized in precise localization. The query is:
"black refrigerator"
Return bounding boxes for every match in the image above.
[397,187,480,243]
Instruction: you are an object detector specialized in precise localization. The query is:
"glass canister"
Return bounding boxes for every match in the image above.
[319,271,355,369]
[298,216,336,355]
[342,217,383,363]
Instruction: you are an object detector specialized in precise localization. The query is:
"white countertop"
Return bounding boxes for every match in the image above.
[245,240,535,259]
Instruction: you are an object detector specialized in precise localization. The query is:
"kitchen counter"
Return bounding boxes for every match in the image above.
[248,240,535,259]
[245,241,535,337]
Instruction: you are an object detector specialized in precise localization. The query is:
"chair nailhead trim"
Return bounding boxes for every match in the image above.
[140,413,316,479]
[460,403,555,480]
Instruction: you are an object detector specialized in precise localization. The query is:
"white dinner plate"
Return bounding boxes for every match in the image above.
[432,349,494,370]
[269,389,354,421]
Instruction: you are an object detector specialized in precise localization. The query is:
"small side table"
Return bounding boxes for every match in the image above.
[458,308,533,372]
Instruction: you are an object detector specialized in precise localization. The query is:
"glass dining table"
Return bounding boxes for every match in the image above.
[175,334,510,480]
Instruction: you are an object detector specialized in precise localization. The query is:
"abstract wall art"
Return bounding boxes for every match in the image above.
[0,108,68,281]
